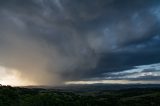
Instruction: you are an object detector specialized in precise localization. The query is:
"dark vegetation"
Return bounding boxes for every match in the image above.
[1,84,160,106]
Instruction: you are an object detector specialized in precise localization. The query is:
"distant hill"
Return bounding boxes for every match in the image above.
[21,84,160,92]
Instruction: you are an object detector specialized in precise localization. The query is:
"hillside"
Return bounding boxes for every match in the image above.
[1,85,160,106]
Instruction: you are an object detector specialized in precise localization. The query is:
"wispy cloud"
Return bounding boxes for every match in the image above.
[102,63,160,81]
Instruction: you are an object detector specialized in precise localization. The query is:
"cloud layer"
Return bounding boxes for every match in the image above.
[0,0,160,85]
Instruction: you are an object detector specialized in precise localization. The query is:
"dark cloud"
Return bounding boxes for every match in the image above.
[0,0,160,85]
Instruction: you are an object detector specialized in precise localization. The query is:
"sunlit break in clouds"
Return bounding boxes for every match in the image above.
[0,66,36,86]
[0,0,160,86]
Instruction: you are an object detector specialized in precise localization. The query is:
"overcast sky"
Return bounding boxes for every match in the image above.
[0,0,160,86]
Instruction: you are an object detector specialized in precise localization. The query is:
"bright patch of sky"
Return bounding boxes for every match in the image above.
[0,66,36,86]
[104,63,160,79]
[66,63,160,85]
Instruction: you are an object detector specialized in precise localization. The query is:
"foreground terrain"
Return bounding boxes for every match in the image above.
[0,85,160,106]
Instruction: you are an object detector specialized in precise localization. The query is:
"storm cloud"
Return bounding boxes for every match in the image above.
[0,0,160,85]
